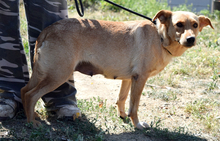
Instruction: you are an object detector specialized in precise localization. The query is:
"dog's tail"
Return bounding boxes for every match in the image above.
[21,29,49,95]
[35,31,48,48]
[33,28,50,64]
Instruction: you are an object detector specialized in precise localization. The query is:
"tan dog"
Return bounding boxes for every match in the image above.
[21,10,213,129]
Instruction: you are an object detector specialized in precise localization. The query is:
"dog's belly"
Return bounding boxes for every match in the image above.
[75,61,103,76]
[75,61,131,80]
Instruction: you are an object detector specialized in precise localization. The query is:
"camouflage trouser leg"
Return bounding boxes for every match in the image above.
[0,0,77,112]
[0,0,28,105]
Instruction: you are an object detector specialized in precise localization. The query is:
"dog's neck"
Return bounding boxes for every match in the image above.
[161,37,172,55]
[163,46,172,55]
[161,40,188,57]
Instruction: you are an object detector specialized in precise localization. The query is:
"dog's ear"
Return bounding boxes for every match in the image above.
[153,10,172,24]
[198,15,214,32]
[153,10,172,47]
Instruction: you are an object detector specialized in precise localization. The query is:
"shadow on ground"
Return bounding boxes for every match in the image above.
[0,111,207,141]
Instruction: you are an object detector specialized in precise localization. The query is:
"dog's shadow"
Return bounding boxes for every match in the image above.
[0,110,207,141]
[0,112,103,140]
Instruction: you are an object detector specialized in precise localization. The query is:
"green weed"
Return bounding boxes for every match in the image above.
[185,99,220,135]
[207,70,220,91]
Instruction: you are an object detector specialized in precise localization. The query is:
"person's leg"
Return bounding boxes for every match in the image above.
[23,0,80,118]
[0,0,29,120]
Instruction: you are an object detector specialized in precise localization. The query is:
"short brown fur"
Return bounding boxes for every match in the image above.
[21,10,213,129]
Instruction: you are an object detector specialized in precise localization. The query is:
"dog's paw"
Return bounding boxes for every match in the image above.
[136,122,150,130]
[33,120,42,128]
[34,112,41,120]
[120,116,130,123]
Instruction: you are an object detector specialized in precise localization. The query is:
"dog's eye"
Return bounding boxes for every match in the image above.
[176,22,183,28]
[193,23,198,28]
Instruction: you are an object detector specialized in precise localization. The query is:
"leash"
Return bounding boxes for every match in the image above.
[104,0,156,24]
[103,1,173,55]
[74,1,171,55]
[75,0,156,24]
[75,0,84,17]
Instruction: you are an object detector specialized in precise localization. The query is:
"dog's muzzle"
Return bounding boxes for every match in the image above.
[186,36,195,44]
[182,36,196,48]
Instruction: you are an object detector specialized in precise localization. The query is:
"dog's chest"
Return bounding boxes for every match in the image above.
[149,68,164,77]
[148,60,171,77]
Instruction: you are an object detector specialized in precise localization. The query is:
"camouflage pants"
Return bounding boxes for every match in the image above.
[0,0,77,111]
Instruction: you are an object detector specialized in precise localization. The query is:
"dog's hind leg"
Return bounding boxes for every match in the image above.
[116,80,131,122]
[22,61,76,127]
[24,76,69,127]
[21,69,41,115]
[24,80,54,127]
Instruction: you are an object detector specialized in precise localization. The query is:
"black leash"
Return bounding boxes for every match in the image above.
[104,0,156,24]
[75,0,84,17]
[74,0,156,24]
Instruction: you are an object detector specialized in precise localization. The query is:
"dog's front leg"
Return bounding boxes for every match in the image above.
[128,74,149,129]
[116,80,131,122]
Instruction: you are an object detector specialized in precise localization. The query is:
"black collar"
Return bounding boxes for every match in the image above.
[163,47,172,55]
[161,37,172,55]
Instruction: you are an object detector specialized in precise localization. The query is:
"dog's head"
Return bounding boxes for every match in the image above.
[153,10,214,56]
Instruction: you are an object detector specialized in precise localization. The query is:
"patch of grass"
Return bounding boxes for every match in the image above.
[144,117,206,141]
[78,97,135,133]
[185,98,220,136]
[207,70,220,91]
[1,105,106,140]
[19,2,29,57]
[146,88,181,102]
[100,0,170,18]
[68,0,100,10]
[22,38,29,55]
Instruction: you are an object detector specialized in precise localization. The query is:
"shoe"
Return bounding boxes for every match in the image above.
[0,98,17,121]
[56,105,81,120]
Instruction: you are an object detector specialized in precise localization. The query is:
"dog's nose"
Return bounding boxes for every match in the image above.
[186,36,195,44]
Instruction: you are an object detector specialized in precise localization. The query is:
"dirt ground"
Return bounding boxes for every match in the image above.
[74,72,218,141]
[74,72,152,141]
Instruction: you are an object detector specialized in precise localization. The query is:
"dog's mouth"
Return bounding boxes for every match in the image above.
[182,43,195,48]
[182,40,196,48]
